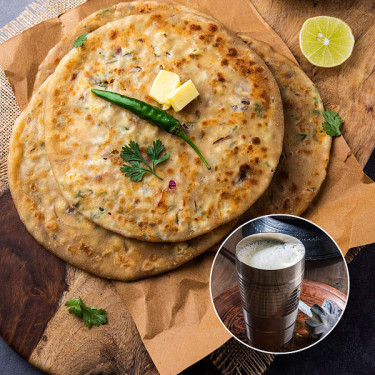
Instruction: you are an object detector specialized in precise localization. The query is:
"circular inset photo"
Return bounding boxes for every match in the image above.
[210,214,349,354]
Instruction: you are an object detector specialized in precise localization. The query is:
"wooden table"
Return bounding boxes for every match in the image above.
[251,0,375,169]
[213,280,347,353]
[0,182,157,374]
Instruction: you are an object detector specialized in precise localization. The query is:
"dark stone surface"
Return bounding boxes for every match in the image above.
[0,338,42,375]
[265,245,375,375]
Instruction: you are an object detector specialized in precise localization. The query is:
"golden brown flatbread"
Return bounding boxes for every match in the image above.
[34,1,191,90]
[8,79,236,280]
[44,10,283,242]
[240,35,331,218]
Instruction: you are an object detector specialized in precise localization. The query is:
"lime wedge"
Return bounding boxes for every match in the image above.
[299,16,355,67]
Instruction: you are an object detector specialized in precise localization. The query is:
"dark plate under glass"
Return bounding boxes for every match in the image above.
[241,215,341,260]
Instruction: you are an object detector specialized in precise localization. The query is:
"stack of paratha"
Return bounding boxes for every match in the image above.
[8,1,331,280]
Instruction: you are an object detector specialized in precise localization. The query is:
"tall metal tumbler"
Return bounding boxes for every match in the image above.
[235,233,305,351]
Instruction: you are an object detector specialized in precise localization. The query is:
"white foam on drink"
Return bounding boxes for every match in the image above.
[237,240,304,270]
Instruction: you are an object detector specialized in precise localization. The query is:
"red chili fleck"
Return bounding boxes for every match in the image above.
[114,46,122,55]
[169,180,177,189]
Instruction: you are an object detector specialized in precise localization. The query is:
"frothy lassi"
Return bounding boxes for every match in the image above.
[237,240,305,270]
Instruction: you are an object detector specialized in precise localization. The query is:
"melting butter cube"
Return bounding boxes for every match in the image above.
[167,80,199,112]
[149,70,180,109]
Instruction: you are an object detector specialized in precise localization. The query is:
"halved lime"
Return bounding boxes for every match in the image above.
[299,16,355,67]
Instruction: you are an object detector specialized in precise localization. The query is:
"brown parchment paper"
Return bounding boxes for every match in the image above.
[1,1,375,374]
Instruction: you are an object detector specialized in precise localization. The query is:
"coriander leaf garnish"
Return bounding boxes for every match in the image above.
[65,297,107,328]
[322,109,343,136]
[73,31,88,48]
[120,140,169,182]
[147,139,170,169]
[91,89,210,169]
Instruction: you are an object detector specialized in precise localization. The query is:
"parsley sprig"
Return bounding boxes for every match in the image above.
[65,297,107,328]
[322,109,343,136]
[120,140,170,182]
[73,31,88,48]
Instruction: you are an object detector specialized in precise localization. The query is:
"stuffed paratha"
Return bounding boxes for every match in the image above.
[36,3,329,223]
[8,79,236,280]
[240,36,331,218]
[35,2,329,222]
[34,1,193,90]
[44,11,283,242]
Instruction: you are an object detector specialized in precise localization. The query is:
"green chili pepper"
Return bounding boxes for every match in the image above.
[91,89,211,170]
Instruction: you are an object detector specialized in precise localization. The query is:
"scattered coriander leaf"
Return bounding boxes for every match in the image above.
[120,140,169,182]
[82,306,107,328]
[312,129,319,142]
[297,133,307,141]
[74,190,84,198]
[254,103,263,118]
[322,109,343,136]
[98,80,108,88]
[65,297,83,317]
[65,297,107,328]
[96,7,110,16]
[73,31,88,48]
[92,207,106,220]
